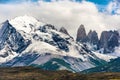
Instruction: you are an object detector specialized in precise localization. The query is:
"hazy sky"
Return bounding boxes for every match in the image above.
[0,0,120,38]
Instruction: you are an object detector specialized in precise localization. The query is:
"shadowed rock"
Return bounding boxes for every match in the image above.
[87,30,99,45]
[59,27,70,35]
[99,30,119,53]
[76,24,87,42]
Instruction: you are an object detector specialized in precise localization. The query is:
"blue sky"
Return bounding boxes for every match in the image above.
[0,0,112,4]
[87,0,110,5]
[0,0,111,4]
[0,0,39,3]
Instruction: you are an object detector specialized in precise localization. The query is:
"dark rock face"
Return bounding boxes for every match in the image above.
[88,30,99,45]
[39,24,57,33]
[52,33,69,52]
[99,31,119,53]
[76,24,119,53]
[0,20,30,53]
[76,24,87,42]
[59,27,69,35]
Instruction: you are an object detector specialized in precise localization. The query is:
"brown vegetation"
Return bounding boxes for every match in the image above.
[0,67,120,80]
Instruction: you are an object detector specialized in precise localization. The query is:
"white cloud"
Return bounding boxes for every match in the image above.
[0,1,120,38]
[107,0,120,14]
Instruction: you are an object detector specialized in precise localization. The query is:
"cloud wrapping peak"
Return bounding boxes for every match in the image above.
[0,0,120,38]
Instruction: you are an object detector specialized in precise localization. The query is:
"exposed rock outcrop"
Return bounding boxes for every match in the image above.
[99,30,119,53]
[59,27,69,35]
[39,24,57,33]
[87,30,99,45]
[0,20,30,53]
[76,24,87,42]
[76,24,119,53]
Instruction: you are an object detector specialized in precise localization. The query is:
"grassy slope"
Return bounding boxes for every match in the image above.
[82,57,120,73]
[31,58,74,71]
[0,67,120,80]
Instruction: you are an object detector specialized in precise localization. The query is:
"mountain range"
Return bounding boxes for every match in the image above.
[76,24,119,53]
[0,15,119,72]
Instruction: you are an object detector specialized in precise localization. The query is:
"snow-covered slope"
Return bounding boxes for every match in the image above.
[0,20,30,64]
[0,15,116,72]
[9,15,44,33]
[93,52,116,62]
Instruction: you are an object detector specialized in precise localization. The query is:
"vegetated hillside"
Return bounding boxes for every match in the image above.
[0,67,120,80]
[82,57,120,73]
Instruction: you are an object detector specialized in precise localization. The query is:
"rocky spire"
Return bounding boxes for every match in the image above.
[59,27,69,35]
[87,30,99,45]
[99,30,119,53]
[87,30,92,41]
[76,24,87,42]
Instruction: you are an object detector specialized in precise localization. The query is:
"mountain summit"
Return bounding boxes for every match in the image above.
[76,25,119,53]
[9,15,44,33]
[59,27,70,35]
[76,24,87,42]
[0,16,116,72]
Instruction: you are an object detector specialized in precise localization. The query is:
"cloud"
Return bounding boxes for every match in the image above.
[107,0,120,14]
[0,0,120,38]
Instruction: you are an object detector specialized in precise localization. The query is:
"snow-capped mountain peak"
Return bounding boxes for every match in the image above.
[0,16,117,72]
[9,15,45,33]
